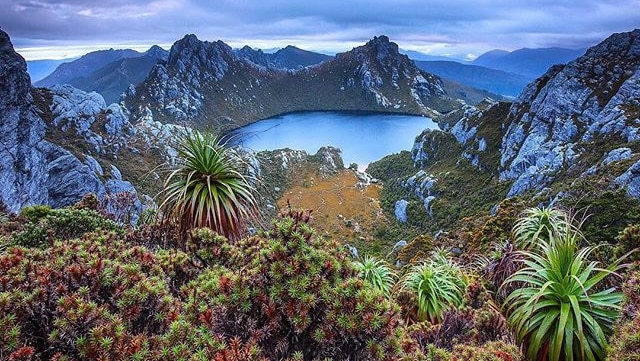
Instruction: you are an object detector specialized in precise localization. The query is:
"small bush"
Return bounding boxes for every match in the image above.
[10,207,122,248]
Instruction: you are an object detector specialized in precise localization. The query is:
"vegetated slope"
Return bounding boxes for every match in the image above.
[126,34,480,130]
[473,46,586,79]
[369,29,640,244]
[414,60,530,97]
[66,46,169,104]
[35,48,143,87]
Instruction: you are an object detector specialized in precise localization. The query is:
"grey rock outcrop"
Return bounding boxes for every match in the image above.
[0,29,142,218]
[500,29,640,197]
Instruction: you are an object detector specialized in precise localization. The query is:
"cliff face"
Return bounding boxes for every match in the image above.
[0,29,50,209]
[500,29,640,197]
[0,29,141,217]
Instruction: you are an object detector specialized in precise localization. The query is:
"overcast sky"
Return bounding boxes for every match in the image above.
[2,0,639,60]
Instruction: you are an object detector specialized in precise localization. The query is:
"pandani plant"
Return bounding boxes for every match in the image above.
[402,248,467,324]
[353,255,397,298]
[504,208,626,361]
[159,131,258,241]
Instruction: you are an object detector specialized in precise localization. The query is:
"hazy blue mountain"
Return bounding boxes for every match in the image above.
[35,48,144,87]
[271,45,332,68]
[473,47,586,78]
[26,58,77,83]
[414,60,530,97]
[234,45,331,69]
[67,46,168,104]
[472,49,509,64]
[399,49,466,62]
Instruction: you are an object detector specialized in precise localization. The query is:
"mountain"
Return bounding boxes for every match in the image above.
[400,49,466,62]
[234,45,331,69]
[126,34,474,129]
[27,58,76,83]
[271,45,332,68]
[414,60,530,97]
[0,29,142,215]
[472,49,509,64]
[64,46,168,104]
[368,28,640,237]
[473,47,586,79]
[499,29,640,198]
[35,48,144,87]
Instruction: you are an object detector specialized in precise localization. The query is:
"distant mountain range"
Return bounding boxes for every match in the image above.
[35,48,144,87]
[33,47,167,104]
[126,34,487,128]
[414,60,530,97]
[472,47,586,79]
[27,58,77,83]
[27,40,585,106]
[235,45,332,69]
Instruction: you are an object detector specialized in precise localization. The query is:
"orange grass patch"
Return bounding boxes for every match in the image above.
[278,170,388,243]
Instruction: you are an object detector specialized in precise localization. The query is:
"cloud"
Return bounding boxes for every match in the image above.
[2,0,639,59]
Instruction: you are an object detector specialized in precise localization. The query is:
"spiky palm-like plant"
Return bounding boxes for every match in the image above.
[403,251,467,323]
[353,255,397,297]
[513,207,572,249]
[159,131,258,240]
[504,225,623,361]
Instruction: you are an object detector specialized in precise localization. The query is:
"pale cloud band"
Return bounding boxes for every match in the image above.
[2,0,639,59]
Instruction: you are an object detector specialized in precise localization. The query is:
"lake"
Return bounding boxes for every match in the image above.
[227,111,439,170]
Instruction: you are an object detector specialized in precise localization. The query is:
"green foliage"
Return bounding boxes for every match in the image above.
[0,232,179,360]
[607,264,640,361]
[353,255,397,297]
[513,207,571,248]
[19,205,52,221]
[10,207,122,248]
[159,131,258,240]
[403,250,467,323]
[615,224,640,263]
[504,213,624,361]
[182,209,412,360]
[571,190,640,247]
[0,208,422,360]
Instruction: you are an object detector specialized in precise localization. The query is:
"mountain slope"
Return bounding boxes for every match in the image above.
[27,58,76,83]
[0,29,142,215]
[126,35,467,129]
[66,46,168,104]
[500,29,640,198]
[414,60,530,97]
[35,48,143,87]
[473,47,586,78]
[368,29,640,240]
[234,45,331,69]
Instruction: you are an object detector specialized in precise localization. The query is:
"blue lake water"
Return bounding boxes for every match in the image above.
[227,111,439,169]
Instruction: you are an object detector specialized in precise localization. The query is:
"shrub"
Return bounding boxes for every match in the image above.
[615,224,640,263]
[0,232,180,360]
[607,263,640,360]
[181,209,413,360]
[9,207,122,248]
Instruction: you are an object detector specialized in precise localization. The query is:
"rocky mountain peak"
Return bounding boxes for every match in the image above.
[166,34,234,81]
[0,28,32,106]
[499,28,640,197]
[145,45,169,61]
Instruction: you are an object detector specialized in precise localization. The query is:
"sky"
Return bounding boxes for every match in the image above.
[2,0,639,60]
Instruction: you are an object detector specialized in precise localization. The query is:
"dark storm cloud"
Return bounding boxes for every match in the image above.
[2,0,639,59]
